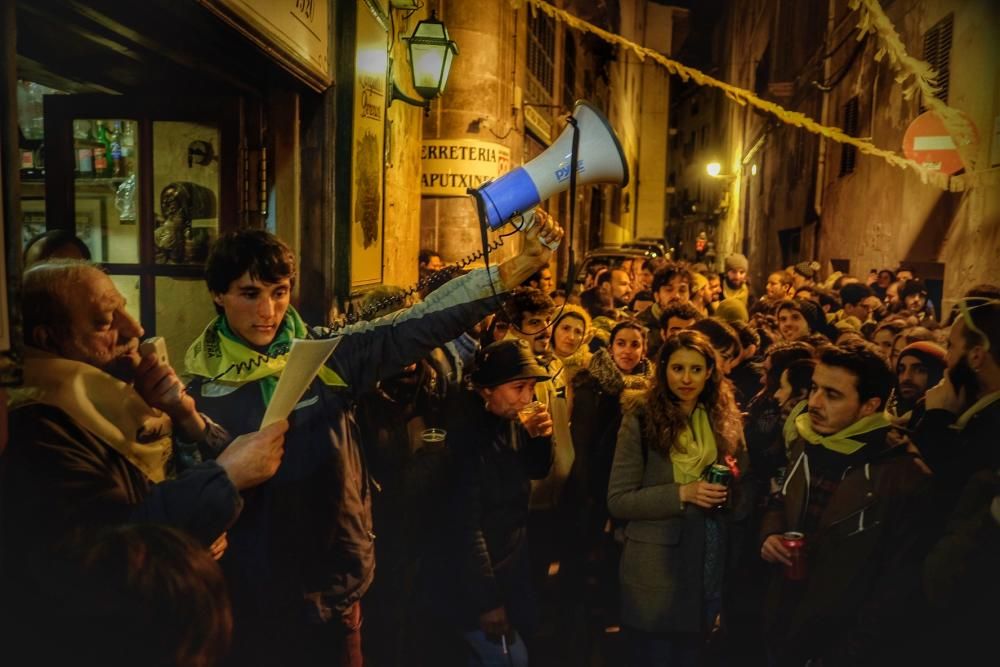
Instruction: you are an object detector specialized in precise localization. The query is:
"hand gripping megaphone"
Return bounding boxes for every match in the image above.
[470,100,629,235]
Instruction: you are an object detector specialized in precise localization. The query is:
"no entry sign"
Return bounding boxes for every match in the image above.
[903,110,976,175]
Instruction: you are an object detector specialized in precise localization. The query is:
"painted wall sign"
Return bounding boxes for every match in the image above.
[421,140,512,196]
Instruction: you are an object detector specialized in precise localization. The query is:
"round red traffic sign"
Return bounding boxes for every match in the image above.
[902,110,975,175]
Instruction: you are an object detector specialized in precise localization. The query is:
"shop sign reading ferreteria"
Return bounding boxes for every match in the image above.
[421,140,511,196]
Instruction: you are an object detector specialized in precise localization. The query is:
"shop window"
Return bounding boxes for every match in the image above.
[922,14,953,107]
[840,96,859,176]
[42,95,242,348]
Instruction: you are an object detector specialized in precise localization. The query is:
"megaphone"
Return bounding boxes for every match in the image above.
[470,100,629,231]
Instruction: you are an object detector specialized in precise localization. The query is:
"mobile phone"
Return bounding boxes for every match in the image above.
[139,336,169,365]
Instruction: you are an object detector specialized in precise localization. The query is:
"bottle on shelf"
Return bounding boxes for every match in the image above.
[111,120,124,177]
[74,119,95,178]
[93,121,110,177]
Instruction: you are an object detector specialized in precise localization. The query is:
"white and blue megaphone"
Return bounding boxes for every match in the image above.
[470,100,629,234]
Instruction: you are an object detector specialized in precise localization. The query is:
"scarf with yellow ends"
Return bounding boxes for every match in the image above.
[794,407,890,455]
[8,348,173,482]
[671,404,719,484]
[955,390,1000,430]
[185,305,345,406]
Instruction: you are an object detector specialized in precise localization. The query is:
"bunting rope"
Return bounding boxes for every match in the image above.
[513,0,978,192]
[850,0,975,150]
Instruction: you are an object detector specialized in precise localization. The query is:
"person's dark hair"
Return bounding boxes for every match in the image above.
[818,341,894,408]
[658,299,703,330]
[643,330,742,457]
[777,298,826,335]
[871,318,907,343]
[205,231,295,301]
[783,358,817,402]
[580,286,617,320]
[23,229,91,266]
[550,288,568,302]
[760,340,815,395]
[418,248,440,266]
[610,319,646,348]
[642,257,668,274]
[813,287,841,312]
[652,265,692,293]
[631,289,653,304]
[840,282,873,306]
[899,278,928,300]
[22,524,232,667]
[729,320,760,352]
[878,269,896,284]
[689,317,742,361]
[504,287,555,327]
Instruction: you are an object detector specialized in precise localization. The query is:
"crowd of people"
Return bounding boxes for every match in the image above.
[0,216,997,667]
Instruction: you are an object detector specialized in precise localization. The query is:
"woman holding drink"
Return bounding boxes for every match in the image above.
[607,330,747,666]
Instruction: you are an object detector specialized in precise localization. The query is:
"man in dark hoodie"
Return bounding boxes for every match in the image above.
[759,342,932,666]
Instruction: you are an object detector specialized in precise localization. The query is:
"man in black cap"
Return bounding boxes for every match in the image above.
[443,339,553,665]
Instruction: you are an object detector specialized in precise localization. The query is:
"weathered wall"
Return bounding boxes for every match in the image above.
[819,0,1000,308]
[382,6,430,290]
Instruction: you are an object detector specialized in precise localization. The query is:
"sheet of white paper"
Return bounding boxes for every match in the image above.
[260,337,342,428]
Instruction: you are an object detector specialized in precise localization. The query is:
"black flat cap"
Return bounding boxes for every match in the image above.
[470,339,550,388]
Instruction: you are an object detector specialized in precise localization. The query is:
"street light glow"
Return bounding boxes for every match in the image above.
[706,162,722,177]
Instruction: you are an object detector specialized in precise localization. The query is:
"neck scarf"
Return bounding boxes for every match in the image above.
[955,389,1000,430]
[794,409,889,455]
[671,404,719,484]
[185,305,345,406]
[723,281,749,304]
[8,349,173,482]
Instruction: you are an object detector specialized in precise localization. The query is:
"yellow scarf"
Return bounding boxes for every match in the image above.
[184,308,345,404]
[671,404,719,483]
[722,281,749,304]
[794,410,890,455]
[955,389,1000,430]
[8,349,173,482]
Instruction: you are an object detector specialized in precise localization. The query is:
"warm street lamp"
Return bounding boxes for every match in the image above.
[390,11,459,113]
[706,161,737,181]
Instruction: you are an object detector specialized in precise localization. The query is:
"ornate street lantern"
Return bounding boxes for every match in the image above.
[390,11,458,112]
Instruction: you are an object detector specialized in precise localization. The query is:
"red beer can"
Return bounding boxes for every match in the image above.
[781,531,807,581]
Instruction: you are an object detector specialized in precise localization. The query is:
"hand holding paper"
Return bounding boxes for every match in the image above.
[260,337,342,428]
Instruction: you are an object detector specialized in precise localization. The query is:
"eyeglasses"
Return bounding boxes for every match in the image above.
[956,297,1000,353]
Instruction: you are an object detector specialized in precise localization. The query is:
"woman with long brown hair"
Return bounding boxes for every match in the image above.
[607,330,746,666]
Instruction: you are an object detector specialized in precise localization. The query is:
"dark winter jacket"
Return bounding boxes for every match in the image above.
[760,426,934,667]
[446,391,552,624]
[186,267,509,630]
[911,393,1000,503]
[568,348,653,520]
[1,403,241,569]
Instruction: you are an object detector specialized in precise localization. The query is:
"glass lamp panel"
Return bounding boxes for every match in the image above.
[411,42,446,98]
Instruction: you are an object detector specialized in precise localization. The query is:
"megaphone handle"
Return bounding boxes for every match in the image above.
[518,210,561,251]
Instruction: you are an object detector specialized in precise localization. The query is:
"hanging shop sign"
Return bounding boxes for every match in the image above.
[421,140,512,196]
[200,0,332,92]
